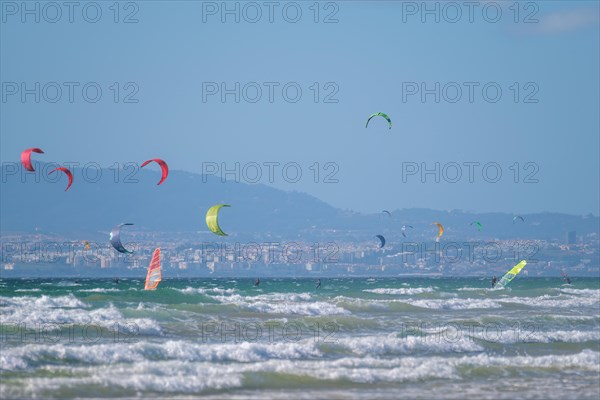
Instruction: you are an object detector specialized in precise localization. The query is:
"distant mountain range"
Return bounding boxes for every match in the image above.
[1,163,598,241]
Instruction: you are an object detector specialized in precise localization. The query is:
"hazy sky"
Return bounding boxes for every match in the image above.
[2,1,599,215]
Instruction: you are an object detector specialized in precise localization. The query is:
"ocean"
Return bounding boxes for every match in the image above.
[1,277,599,399]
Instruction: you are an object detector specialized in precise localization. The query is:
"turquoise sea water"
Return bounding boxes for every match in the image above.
[1,277,599,399]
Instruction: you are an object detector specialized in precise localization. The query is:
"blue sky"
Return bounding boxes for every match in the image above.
[1,0,599,215]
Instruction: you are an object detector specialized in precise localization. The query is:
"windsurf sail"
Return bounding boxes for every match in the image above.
[144,248,162,290]
[496,260,527,288]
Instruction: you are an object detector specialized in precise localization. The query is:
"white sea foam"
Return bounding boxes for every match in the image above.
[54,281,81,287]
[5,350,598,396]
[79,288,121,293]
[0,339,322,370]
[457,349,600,371]
[363,287,435,295]
[540,314,598,321]
[1,294,88,309]
[468,329,600,344]
[560,288,600,296]
[209,292,348,316]
[457,287,493,292]
[332,296,395,311]
[334,334,484,355]
[499,294,600,309]
[0,295,161,335]
[406,298,502,310]
[176,287,237,295]
[252,292,313,302]
[1,361,242,394]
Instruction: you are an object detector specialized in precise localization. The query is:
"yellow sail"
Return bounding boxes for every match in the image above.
[496,260,527,288]
[144,248,162,290]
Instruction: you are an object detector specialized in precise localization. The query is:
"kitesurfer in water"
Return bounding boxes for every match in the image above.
[491,276,497,288]
[315,279,321,289]
[114,278,120,284]
[254,278,260,287]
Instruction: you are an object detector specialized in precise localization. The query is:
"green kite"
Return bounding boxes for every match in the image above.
[206,204,231,236]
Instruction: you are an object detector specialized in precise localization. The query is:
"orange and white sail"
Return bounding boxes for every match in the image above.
[144,248,162,290]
